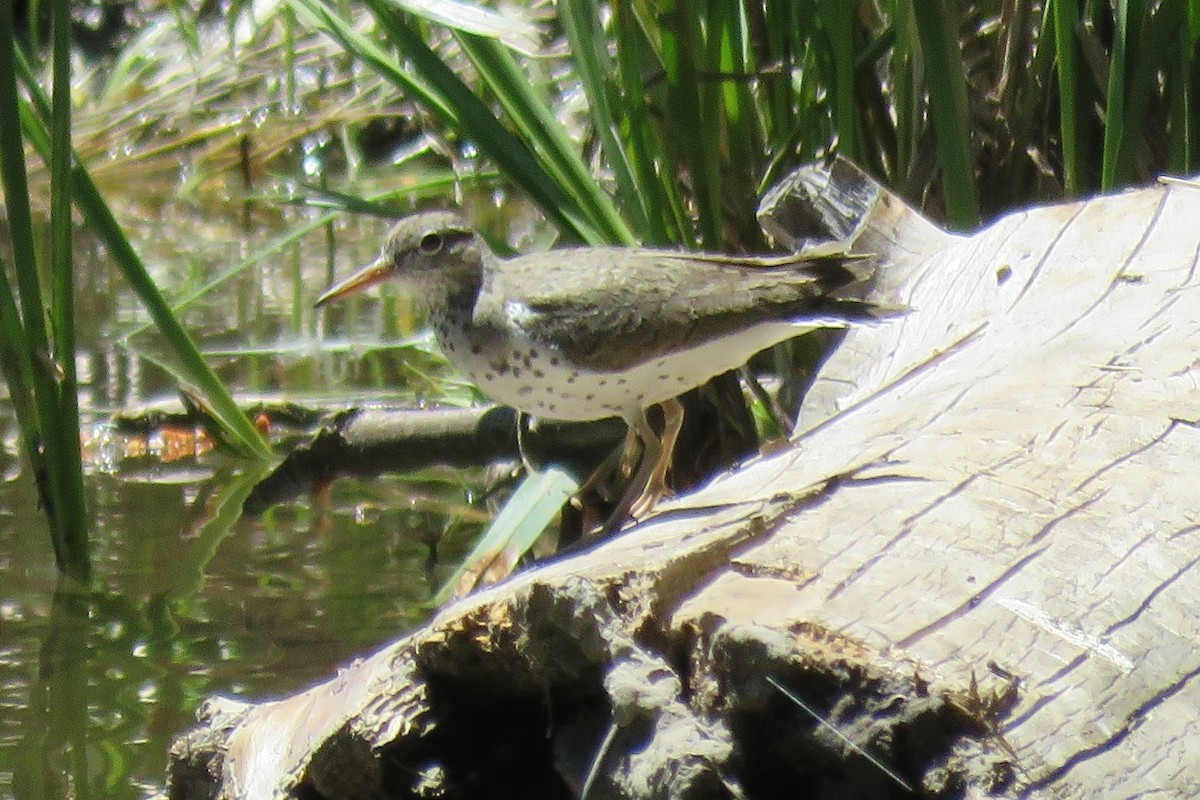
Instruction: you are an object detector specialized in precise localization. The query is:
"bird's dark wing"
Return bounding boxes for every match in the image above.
[479,248,879,372]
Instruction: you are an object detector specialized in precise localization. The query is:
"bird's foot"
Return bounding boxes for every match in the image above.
[600,398,685,530]
[628,477,674,521]
[630,397,683,519]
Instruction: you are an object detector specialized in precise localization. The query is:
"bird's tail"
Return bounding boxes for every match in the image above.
[792,252,906,323]
[812,296,908,322]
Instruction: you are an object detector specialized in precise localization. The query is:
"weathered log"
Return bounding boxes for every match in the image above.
[241,405,626,515]
[166,159,1200,799]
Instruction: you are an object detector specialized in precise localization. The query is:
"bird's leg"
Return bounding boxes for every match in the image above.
[596,399,684,534]
[515,411,536,473]
[616,424,642,479]
[596,412,658,535]
[572,424,638,506]
[629,397,683,519]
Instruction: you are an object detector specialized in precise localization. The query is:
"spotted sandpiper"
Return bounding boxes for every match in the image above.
[316,210,885,528]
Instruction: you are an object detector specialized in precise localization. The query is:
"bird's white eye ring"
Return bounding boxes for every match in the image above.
[419,232,444,254]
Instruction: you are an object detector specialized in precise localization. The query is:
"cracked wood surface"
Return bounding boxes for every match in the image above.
[166,162,1200,799]
[705,164,1200,796]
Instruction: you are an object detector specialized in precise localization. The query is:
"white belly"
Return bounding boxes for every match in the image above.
[439,320,819,422]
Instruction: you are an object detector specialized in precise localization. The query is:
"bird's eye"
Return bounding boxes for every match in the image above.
[419,232,444,254]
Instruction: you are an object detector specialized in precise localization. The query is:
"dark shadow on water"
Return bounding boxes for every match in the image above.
[0,455,483,798]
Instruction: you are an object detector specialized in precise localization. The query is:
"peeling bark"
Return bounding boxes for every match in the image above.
[166,160,1200,799]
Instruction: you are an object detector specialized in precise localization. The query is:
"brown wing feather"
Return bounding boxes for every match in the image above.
[480,248,879,372]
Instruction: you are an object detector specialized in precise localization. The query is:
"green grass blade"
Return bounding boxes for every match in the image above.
[71,171,273,458]
[365,6,601,243]
[117,209,342,341]
[1167,4,1200,173]
[557,0,651,238]
[0,17,42,452]
[293,0,602,243]
[0,50,50,375]
[384,0,542,55]
[911,0,979,228]
[692,6,727,247]
[451,30,634,244]
[288,0,457,120]
[164,463,274,603]
[0,7,90,577]
[820,0,861,164]
[0,253,40,464]
[754,1,795,146]
[1049,0,1085,195]
[890,5,919,187]
[659,2,722,247]
[16,54,272,460]
[711,0,765,246]
[1101,0,1132,189]
[0,66,48,376]
[124,170,497,342]
[435,466,578,603]
[48,0,89,580]
[612,2,690,244]
[1107,1,1186,187]
[164,0,202,57]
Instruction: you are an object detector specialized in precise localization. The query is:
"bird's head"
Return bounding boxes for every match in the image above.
[314,211,485,307]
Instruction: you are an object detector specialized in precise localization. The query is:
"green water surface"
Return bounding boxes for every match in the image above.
[0,206,487,798]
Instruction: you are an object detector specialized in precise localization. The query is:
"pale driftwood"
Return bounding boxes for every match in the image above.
[166,160,1200,799]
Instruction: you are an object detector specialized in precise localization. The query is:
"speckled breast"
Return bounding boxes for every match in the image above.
[434,307,807,423]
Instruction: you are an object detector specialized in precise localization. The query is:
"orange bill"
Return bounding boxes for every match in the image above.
[313,257,391,307]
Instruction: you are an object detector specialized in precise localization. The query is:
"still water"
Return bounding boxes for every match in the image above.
[0,207,490,797]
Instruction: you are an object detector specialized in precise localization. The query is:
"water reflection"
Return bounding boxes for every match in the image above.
[2,460,482,797]
[0,209,487,797]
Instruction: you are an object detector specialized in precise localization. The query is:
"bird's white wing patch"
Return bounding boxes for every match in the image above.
[792,316,852,329]
[504,300,541,332]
